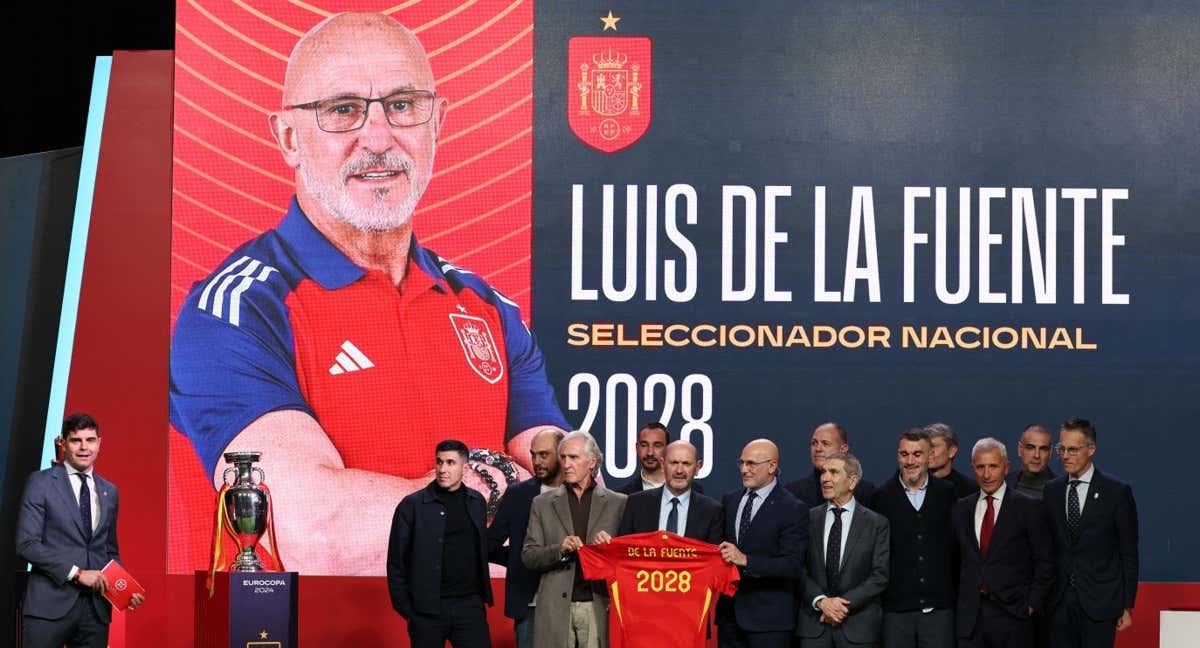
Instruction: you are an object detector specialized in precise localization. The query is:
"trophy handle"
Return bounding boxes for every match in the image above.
[222,467,238,486]
[251,467,266,485]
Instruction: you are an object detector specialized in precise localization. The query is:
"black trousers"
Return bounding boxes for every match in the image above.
[1051,587,1117,648]
[22,594,109,648]
[406,594,491,648]
[959,597,1032,648]
[883,608,955,648]
[717,621,791,648]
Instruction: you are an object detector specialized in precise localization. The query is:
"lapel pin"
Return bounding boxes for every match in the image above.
[1093,493,1099,499]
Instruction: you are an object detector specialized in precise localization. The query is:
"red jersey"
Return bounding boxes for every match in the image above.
[579,531,740,648]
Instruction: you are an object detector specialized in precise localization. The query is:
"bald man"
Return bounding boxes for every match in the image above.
[618,441,723,543]
[169,12,568,576]
[716,439,807,648]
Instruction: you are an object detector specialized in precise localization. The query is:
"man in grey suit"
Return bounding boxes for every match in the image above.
[16,413,144,648]
[799,452,890,648]
[522,431,627,648]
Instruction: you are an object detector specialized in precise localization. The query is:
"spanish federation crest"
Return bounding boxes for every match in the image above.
[568,36,653,153]
[449,314,505,384]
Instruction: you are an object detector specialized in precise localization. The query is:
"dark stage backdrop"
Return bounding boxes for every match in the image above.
[534,0,1199,582]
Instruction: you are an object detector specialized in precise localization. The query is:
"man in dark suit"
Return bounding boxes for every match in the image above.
[1044,418,1138,648]
[871,429,957,648]
[951,438,1053,648]
[1005,424,1057,499]
[616,421,668,495]
[715,439,807,648]
[799,452,890,647]
[488,428,564,648]
[785,422,875,507]
[388,439,492,648]
[618,440,722,543]
[17,413,144,648]
[928,422,979,498]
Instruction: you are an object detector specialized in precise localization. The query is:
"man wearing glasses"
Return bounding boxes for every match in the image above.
[715,439,807,648]
[169,12,567,575]
[1005,424,1057,499]
[1044,419,1139,648]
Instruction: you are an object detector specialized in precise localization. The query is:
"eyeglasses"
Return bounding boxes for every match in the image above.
[1055,444,1092,456]
[735,459,774,470]
[284,90,437,133]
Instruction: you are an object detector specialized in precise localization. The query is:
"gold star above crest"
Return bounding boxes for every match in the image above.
[260,630,269,639]
[600,11,621,31]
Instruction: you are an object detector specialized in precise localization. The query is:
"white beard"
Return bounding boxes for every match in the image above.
[299,150,432,233]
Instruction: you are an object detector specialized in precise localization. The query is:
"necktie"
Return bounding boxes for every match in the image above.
[666,497,680,535]
[738,491,757,543]
[826,507,846,595]
[77,473,93,542]
[979,495,995,557]
[1067,480,1082,541]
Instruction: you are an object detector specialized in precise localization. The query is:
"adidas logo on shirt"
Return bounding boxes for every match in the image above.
[328,341,375,375]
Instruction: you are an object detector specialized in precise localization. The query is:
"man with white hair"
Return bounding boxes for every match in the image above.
[523,432,626,648]
[951,438,1053,648]
[169,12,568,575]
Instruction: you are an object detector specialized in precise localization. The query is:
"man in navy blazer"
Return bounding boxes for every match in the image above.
[715,439,807,648]
[951,438,1054,648]
[1044,419,1139,648]
[388,439,493,648]
[17,413,143,648]
[487,428,564,648]
[785,422,875,507]
[618,440,722,544]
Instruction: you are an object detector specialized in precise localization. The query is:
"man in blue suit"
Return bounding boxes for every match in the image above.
[17,413,143,648]
[618,440,723,543]
[487,428,564,648]
[1044,418,1139,648]
[716,439,807,648]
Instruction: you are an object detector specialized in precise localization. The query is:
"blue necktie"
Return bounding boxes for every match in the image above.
[1067,480,1082,542]
[666,497,680,535]
[738,491,757,543]
[826,508,846,595]
[77,473,93,542]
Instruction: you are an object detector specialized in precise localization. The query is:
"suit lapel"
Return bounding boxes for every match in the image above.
[53,465,89,540]
[551,488,574,535]
[1078,470,1105,531]
[810,506,829,580]
[961,498,981,556]
[987,491,1019,553]
[839,503,869,568]
[746,487,776,541]
[586,487,608,537]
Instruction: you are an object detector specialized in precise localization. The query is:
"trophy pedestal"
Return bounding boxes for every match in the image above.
[195,570,298,648]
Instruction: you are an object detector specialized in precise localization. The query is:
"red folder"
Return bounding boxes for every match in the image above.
[100,560,145,611]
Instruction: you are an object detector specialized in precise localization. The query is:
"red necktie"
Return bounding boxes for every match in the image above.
[979,495,995,557]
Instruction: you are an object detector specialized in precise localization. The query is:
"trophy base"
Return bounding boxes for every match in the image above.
[230,549,265,572]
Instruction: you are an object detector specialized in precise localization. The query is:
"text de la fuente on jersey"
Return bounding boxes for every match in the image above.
[570,184,1131,306]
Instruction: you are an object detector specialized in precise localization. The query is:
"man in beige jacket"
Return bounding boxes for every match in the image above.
[522,431,627,648]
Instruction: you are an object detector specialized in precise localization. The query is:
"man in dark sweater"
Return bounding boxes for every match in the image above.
[388,439,492,648]
[926,422,978,498]
[1005,424,1057,499]
[871,428,958,648]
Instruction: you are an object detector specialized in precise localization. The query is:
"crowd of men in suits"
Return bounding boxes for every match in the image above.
[387,418,1138,648]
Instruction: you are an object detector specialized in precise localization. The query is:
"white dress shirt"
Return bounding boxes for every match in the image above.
[821,497,857,568]
[658,488,692,535]
[734,478,777,544]
[974,481,1006,544]
[641,472,666,491]
[903,474,929,511]
[63,463,100,581]
[1066,463,1095,515]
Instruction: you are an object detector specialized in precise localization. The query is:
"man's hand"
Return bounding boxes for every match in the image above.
[592,531,613,545]
[1116,609,1133,631]
[128,593,146,610]
[561,535,584,555]
[818,596,850,624]
[718,541,747,567]
[76,570,108,593]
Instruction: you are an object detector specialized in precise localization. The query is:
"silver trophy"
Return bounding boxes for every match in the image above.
[222,451,270,572]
